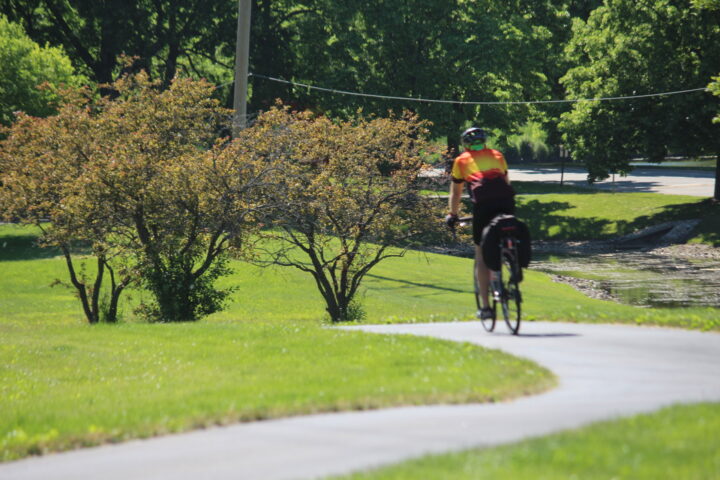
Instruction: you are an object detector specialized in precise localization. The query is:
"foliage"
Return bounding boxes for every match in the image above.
[0,0,236,88]
[0,72,274,323]
[244,107,441,322]
[253,1,574,151]
[0,15,82,125]
[503,121,550,163]
[0,89,131,323]
[692,0,720,7]
[559,0,720,182]
[712,75,720,124]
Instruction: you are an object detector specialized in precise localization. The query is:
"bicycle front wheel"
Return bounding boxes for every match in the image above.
[501,260,522,335]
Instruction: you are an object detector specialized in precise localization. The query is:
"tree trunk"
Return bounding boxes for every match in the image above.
[163,5,179,88]
[61,247,96,324]
[107,285,125,323]
[105,263,127,323]
[91,256,105,322]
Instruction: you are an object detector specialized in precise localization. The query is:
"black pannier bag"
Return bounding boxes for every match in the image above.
[480,214,532,275]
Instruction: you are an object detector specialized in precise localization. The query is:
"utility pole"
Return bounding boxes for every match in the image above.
[232,0,252,137]
[714,153,719,202]
[559,144,566,187]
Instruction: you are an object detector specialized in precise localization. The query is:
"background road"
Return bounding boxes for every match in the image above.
[2,321,719,480]
[509,166,715,197]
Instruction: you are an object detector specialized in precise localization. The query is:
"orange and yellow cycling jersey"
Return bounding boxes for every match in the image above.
[451,148,508,184]
[451,148,514,201]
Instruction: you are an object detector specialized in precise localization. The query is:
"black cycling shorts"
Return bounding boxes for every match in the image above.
[472,197,516,245]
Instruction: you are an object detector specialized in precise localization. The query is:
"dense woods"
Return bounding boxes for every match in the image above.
[2,0,718,183]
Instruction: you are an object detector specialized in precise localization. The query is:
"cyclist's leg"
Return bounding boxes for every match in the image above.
[474,244,491,309]
[472,202,496,311]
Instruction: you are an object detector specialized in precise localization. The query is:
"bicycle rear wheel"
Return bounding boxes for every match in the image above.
[501,258,522,335]
[474,267,496,332]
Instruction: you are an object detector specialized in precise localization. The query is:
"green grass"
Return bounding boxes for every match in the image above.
[0,320,554,461]
[423,184,719,245]
[514,192,720,246]
[1,220,718,462]
[337,402,720,480]
[0,225,557,461]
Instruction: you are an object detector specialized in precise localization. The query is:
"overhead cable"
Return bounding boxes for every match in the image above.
[248,73,710,105]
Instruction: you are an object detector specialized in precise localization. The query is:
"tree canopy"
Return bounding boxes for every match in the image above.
[0,0,236,87]
[559,0,720,181]
[0,15,82,125]
[248,107,439,322]
[3,0,720,193]
[0,73,275,323]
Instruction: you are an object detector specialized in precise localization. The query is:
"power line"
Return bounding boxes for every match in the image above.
[248,73,710,105]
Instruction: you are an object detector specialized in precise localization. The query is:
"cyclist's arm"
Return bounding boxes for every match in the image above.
[448,180,464,216]
[501,155,511,185]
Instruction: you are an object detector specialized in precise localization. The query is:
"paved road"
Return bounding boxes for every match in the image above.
[509,166,715,197]
[3,321,719,480]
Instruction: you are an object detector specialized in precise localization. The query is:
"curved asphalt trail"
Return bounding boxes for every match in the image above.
[2,321,719,480]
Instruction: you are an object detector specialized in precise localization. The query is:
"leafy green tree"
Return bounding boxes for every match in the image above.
[0,73,275,323]
[257,0,566,152]
[693,0,720,199]
[248,107,439,323]
[559,0,720,183]
[0,92,133,323]
[0,15,82,125]
[504,121,550,163]
[1,0,235,87]
[692,0,720,8]
[711,76,720,124]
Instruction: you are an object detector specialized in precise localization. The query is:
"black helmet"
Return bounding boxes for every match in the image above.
[460,127,487,150]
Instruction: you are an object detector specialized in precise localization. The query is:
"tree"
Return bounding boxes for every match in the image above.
[0,93,132,323]
[248,107,439,322]
[0,15,83,125]
[0,73,275,323]
[559,0,720,183]
[253,0,565,151]
[0,0,235,87]
[693,0,720,200]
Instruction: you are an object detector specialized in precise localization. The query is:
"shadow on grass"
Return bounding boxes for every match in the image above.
[0,234,61,261]
[517,196,720,245]
[365,273,468,294]
[513,181,596,195]
[517,199,615,241]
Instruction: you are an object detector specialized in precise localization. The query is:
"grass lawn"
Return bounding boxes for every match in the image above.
[425,182,719,246]
[1,217,718,462]
[337,402,720,480]
[0,225,558,462]
[515,191,720,245]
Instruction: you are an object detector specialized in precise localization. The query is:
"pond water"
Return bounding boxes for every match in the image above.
[532,251,720,309]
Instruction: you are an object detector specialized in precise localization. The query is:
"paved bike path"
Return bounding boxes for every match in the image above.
[2,321,719,479]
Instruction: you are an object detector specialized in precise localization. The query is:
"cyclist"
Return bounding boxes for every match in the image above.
[445,127,516,320]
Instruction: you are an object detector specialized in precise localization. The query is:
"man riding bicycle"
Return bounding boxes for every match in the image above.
[445,127,516,320]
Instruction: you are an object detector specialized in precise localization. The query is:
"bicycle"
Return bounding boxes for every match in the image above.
[457,215,523,335]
